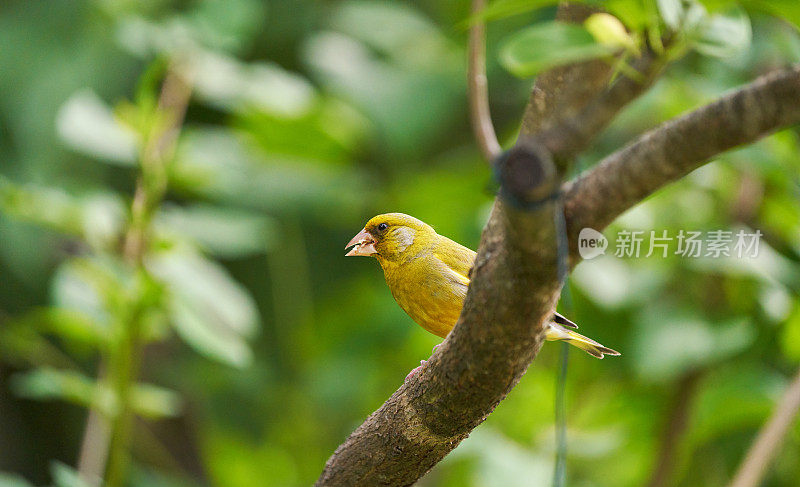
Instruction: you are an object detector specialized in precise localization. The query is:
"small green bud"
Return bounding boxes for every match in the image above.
[585,13,638,54]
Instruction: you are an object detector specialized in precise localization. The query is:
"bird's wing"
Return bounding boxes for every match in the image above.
[552,311,579,329]
[433,237,580,330]
[433,236,477,285]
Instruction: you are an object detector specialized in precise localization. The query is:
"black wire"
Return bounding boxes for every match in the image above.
[552,196,570,487]
[491,150,572,487]
[554,341,569,487]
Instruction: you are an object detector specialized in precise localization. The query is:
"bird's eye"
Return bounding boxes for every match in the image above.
[377,223,388,232]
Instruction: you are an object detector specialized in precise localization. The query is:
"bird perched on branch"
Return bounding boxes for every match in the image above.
[345,213,619,377]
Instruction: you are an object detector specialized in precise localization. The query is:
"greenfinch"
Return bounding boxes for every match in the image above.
[345,213,619,365]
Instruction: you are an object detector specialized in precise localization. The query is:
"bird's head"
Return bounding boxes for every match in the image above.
[345,213,435,261]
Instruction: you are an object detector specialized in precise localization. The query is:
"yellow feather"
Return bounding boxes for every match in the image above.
[349,213,619,357]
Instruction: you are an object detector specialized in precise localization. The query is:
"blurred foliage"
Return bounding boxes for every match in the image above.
[1,0,800,486]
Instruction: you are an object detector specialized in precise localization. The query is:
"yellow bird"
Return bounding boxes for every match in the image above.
[345,213,619,367]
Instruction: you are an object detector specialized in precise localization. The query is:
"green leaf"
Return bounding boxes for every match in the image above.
[499,22,616,78]
[79,193,127,250]
[115,1,265,56]
[745,0,800,31]
[447,429,552,485]
[50,256,170,346]
[0,178,126,250]
[0,321,65,368]
[132,383,183,418]
[691,7,752,58]
[236,98,366,164]
[171,128,368,214]
[462,0,559,27]
[50,462,92,487]
[167,293,254,368]
[605,0,654,30]
[10,368,114,413]
[51,257,121,330]
[147,250,259,367]
[657,0,684,29]
[632,311,755,382]
[303,29,459,157]
[571,257,668,308]
[0,472,35,487]
[155,204,278,258]
[191,50,317,117]
[332,1,447,57]
[184,0,265,52]
[697,0,738,12]
[14,308,108,348]
[55,90,137,165]
[10,367,182,418]
[0,177,84,237]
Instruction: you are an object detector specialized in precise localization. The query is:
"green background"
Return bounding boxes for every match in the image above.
[1,0,799,485]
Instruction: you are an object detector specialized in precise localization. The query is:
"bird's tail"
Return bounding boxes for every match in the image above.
[545,322,620,359]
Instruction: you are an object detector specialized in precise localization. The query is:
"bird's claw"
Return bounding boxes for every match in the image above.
[405,360,427,381]
[405,345,442,381]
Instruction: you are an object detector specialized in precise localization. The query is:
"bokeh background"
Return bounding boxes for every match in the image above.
[1,0,800,485]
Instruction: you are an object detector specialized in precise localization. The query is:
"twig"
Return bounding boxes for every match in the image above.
[468,0,501,162]
[76,63,192,486]
[76,363,111,484]
[646,369,702,487]
[728,367,800,487]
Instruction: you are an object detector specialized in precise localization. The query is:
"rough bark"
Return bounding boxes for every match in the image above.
[564,65,800,260]
[316,7,800,484]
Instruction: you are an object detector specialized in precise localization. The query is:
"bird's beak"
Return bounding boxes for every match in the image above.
[345,228,377,257]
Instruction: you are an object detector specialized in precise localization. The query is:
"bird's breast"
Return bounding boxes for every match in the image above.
[382,257,467,338]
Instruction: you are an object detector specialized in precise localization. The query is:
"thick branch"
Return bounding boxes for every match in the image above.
[728,367,800,487]
[317,150,563,486]
[564,64,800,261]
[538,49,662,162]
[316,4,663,485]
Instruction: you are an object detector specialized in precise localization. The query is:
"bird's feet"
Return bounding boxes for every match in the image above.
[404,344,443,381]
[405,360,426,381]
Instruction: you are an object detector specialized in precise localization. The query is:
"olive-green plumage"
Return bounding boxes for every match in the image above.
[345,213,619,358]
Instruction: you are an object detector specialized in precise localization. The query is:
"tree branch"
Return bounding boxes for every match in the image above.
[564,64,800,261]
[728,367,800,487]
[646,369,703,487]
[317,4,663,484]
[317,142,563,485]
[468,0,501,162]
[317,15,800,487]
[537,48,663,162]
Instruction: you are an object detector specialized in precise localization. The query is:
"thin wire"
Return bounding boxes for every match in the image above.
[554,341,569,487]
[467,0,571,480]
[552,196,571,487]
